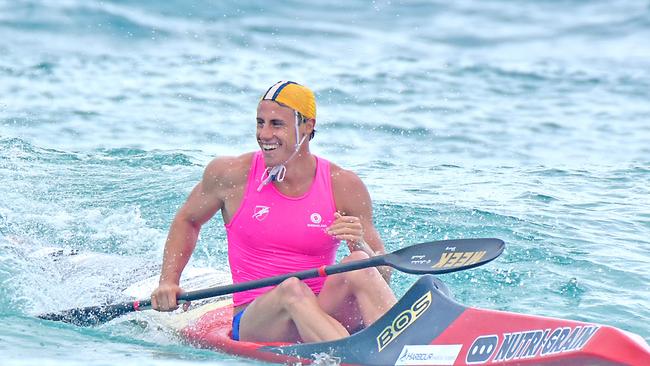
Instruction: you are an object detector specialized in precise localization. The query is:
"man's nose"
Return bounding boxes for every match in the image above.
[258,123,274,139]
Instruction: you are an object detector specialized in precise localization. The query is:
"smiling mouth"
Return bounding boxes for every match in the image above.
[261,143,279,151]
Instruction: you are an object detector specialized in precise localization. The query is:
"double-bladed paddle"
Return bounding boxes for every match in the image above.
[37,237,504,326]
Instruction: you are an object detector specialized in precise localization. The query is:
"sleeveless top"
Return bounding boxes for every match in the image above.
[225,151,340,307]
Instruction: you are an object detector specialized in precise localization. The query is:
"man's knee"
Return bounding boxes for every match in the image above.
[342,250,370,263]
[336,251,382,287]
[277,277,315,307]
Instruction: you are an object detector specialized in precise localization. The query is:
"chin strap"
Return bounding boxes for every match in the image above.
[257,111,308,192]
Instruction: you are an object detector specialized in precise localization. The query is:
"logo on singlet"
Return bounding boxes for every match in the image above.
[252,205,270,221]
[308,212,327,228]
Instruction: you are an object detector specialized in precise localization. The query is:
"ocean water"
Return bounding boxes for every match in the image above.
[1,0,649,365]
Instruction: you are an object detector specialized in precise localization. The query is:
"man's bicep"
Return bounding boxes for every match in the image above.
[178,178,223,227]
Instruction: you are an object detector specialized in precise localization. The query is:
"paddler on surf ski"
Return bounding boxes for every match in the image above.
[150,81,397,343]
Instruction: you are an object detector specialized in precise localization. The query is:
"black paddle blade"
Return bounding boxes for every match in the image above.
[37,301,138,327]
[385,238,505,274]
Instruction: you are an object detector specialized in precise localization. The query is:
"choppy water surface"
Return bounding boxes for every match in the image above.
[1,1,649,365]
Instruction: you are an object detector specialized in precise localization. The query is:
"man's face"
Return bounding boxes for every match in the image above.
[256,100,298,167]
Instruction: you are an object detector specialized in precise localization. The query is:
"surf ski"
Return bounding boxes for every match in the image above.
[167,275,650,365]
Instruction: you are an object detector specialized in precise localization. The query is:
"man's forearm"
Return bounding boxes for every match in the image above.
[159,218,199,285]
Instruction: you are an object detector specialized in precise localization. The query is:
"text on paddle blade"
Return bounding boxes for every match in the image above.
[432,251,487,269]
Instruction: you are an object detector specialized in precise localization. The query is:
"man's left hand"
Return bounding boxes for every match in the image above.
[327,212,373,254]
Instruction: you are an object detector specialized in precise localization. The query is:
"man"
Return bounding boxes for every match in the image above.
[151,81,396,343]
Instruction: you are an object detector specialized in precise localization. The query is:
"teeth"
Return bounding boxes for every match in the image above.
[262,143,279,151]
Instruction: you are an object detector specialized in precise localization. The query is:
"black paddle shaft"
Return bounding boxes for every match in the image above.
[181,238,504,300]
[37,238,504,326]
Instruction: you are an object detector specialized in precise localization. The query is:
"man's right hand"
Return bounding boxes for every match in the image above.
[151,282,184,311]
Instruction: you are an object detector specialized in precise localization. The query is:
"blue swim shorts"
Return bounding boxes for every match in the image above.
[232,309,245,341]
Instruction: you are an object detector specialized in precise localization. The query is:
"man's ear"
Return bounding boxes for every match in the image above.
[305,118,316,134]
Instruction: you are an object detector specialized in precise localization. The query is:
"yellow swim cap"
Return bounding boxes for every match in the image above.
[261,81,316,119]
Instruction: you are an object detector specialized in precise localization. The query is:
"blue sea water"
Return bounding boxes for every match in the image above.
[1,0,649,365]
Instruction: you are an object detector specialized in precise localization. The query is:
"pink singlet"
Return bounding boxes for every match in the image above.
[225,151,340,307]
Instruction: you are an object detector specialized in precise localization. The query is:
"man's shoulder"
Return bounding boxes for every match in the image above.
[329,162,366,192]
[329,162,372,214]
[203,152,255,186]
